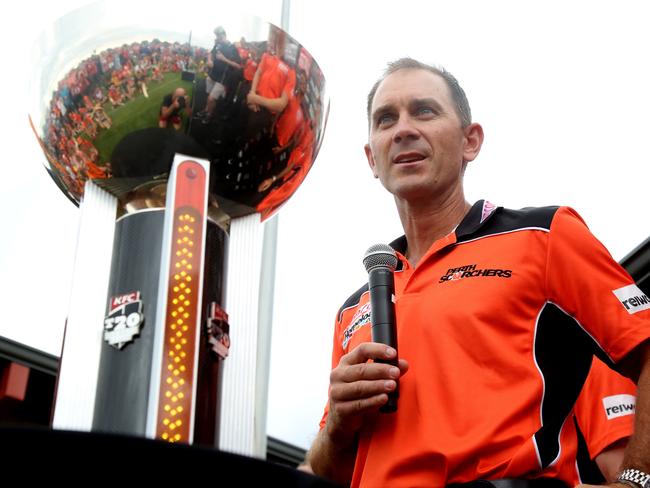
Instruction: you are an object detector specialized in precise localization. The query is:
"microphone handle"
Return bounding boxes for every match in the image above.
[368,267,398,413]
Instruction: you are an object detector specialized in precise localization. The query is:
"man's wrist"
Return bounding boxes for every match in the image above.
[324,416,357,447]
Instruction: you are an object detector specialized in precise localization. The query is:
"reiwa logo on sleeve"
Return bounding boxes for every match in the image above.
[602,394,636,420]
[612,284,650,314]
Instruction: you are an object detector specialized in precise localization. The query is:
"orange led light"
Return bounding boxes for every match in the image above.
[156,160,207,444]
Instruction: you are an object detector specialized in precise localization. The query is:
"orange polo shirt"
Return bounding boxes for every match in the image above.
[320,200,650,487]
[256,53,295,101]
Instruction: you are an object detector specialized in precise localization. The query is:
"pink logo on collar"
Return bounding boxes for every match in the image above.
[480,201,497,223]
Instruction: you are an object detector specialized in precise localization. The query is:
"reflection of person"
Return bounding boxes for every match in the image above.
[246,48,295,116]
[307,58,650,487]
[159,88,190,130]
[256,72,307,193]
[575,357,636,483]
[200,26,241,123]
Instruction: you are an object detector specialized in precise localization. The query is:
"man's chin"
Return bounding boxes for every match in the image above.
[390,183,438,203]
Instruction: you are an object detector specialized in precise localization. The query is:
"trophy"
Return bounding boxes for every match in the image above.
[29,2,327,456]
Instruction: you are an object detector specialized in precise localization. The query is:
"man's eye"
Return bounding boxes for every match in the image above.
[377,113,395,126]
[417,106,435,116]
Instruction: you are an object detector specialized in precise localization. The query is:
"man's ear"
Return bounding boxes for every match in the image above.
[364,143,379,178]
[462,122,484,163]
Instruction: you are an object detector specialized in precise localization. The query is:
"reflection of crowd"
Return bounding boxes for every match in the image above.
[197,26,324,216]
[42,40,208,200]
[39,27,326,212]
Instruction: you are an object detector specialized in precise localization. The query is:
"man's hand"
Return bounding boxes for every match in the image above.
[307,342,409,483]
[216,52,227,62]
[325,342,409,445]
[247,92,260,112]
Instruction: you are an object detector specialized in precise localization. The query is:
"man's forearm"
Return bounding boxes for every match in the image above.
[307,428,357,485]
[252,93,288,113]
[250,68,261,94]
[595,439,627,482]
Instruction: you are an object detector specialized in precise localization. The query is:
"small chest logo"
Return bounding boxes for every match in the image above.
[439,263,512,283]
[104,291,144,349]
[480,201,497,223]
[342,303,371,349]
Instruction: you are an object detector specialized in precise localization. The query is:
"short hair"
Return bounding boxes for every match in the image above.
[366,58,472,129]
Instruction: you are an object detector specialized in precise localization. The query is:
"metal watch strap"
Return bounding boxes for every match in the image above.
[617,469,650,488]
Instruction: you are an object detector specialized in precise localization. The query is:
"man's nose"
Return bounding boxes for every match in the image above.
[392,116,419,143]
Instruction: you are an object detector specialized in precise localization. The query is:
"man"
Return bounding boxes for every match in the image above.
[306,58,650,487]
[201,26,241,122]
[159,87,189,130]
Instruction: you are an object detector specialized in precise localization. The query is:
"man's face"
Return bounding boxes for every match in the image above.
[365,69,480,204]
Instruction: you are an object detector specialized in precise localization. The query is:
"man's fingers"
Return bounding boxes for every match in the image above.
[332,393,389,417]
[330,378,396,403]
[398,358,409,374]
[341,342,396,366]
[336,361,400,383]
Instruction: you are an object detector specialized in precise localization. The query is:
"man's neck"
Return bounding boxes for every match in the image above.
[396,192,471,268]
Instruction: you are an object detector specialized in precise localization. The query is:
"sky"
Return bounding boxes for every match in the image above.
[1,0,650,451]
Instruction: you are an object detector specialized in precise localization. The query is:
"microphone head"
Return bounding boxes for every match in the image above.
[363,244,398,273]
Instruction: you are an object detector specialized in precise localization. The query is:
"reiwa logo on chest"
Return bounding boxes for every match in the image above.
[342,302,371,349]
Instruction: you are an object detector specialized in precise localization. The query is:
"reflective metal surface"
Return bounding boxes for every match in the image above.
[29,2,327,221]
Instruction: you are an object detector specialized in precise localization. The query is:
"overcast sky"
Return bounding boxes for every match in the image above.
[1,0,649,451]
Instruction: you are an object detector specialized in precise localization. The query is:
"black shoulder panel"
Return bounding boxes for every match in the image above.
[457,205,560,244]
[337,283,369,322]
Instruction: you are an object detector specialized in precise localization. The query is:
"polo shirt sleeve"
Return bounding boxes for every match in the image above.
[545,206,650,364]
[574,357,636,459]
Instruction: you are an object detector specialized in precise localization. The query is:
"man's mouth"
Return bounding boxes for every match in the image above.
[393,152,426,164]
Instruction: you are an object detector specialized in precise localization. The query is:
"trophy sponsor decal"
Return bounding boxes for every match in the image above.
[206,302,230,359]
[104,291,144,349]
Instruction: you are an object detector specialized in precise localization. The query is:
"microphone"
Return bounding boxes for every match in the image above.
[363,244,399,413]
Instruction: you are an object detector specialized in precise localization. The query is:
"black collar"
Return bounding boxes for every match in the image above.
[388,200,500,257]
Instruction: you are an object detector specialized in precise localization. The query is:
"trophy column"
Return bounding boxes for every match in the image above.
[31,8,328,458]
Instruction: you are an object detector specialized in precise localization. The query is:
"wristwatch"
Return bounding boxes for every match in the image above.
[617,469,650,488]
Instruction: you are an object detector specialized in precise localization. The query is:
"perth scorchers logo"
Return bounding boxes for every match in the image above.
[439,263,512,283]
[342,303,371,349]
